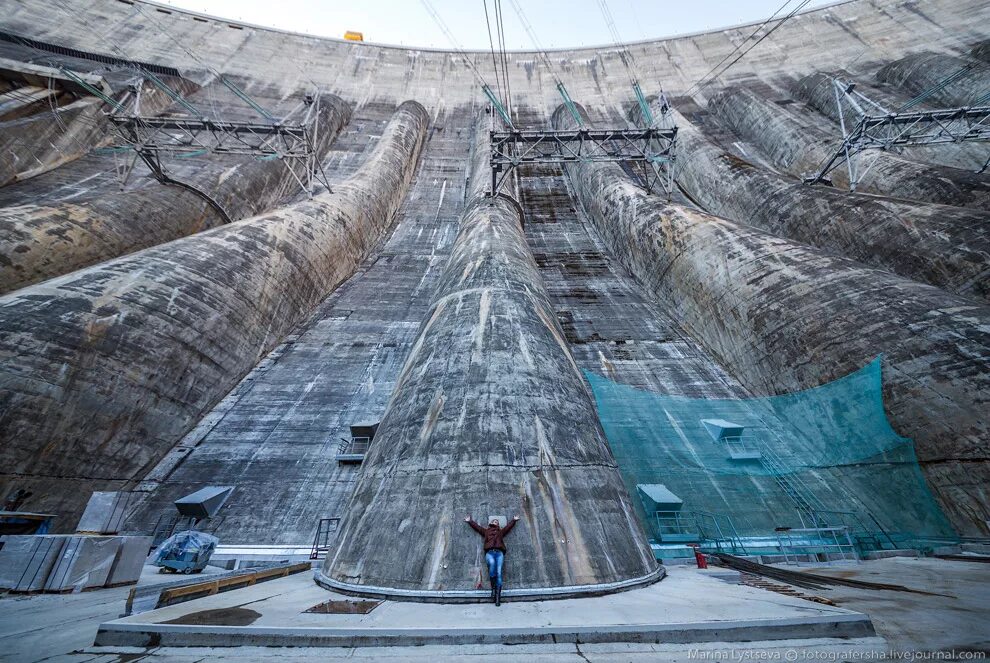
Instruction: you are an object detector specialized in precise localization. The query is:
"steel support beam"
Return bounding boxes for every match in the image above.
[806,77,990,189]
[489,125,677,197]
[107,92,333,204]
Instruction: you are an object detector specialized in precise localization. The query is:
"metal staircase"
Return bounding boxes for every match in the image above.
[749,429,831,527]
[309,517,341,560]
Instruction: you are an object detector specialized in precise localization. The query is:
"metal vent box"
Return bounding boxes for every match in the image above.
[174,486,234,520]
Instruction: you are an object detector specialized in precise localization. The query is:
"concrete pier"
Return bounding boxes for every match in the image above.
[0,94,350,294]
[0,101,428,528]
[320,115,660,599]
[707,86,990,207]
[876,52,990,107]
[669,107,990,301]
[556,103,990,536]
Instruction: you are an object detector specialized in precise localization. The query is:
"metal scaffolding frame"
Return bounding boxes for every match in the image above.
[104,76,331,223]
[805,76,990,190]
[490,125,677,196]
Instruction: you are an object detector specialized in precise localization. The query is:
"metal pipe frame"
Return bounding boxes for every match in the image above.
[107,92,332,198]
[490,125,677,197]
[806,77,990,189]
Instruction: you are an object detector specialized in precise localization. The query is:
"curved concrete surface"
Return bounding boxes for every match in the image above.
[0,95,351,294]
[556,104,990,536]
[322,115,659,597]
[0,101,429,527]
[793,71,989,172]
[0,98,108,187]
[0,0,988,540]
[876,52,990,108]
[0,74,198,188]
[707,86,990,208]
[669,108,990,302]
[1,0,986,107]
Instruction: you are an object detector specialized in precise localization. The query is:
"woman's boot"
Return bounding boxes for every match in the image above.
[495,586,502,607]
[490,577,496,602]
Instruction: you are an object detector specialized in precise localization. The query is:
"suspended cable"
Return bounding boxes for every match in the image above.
[897,63,978,111]
[597,0,637,88]
[482,0,505,111]
[495,0,513,118]
[685,0,808,96]
[44,0,203,121]
[507,0,562,85]
[419,0,490,86]
[420,0,514,127]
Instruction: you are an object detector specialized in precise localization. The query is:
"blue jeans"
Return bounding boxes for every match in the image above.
[485,549,505,588]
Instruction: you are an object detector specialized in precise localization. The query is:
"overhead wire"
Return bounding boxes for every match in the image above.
[685,0,810,96]
[419,0,492,88]
[597,0,637,88]
[483,0,506,111]
[507,0,563,86]
[494,0,513,118]
[420,0,516,128]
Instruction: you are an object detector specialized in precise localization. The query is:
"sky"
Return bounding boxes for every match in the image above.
[156,0,837,50]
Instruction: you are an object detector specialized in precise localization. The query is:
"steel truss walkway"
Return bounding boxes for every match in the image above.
[489,126,677,196]
[805,76,990,190]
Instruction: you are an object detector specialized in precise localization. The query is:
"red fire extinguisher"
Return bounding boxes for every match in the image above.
[692,545,708,569]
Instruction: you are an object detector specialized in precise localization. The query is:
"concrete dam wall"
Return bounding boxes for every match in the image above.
[0,0,988,597]
[320,116,658,598]
[0,85,349,294]
[0,100,428,526]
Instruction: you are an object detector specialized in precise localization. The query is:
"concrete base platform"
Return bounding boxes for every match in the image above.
[93,566,874,648]
[864,549,920,560]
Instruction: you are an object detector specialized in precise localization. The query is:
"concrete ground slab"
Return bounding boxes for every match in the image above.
[64,637,889,662]
[790,557,990,654]
[93,566,874,648]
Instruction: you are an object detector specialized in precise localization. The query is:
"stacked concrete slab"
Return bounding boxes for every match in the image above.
[0,534,151,591]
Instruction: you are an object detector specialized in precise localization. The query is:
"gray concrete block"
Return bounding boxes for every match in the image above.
[45,536,122,592]
[960,543,990,555]
[0,535,66,591]
[864,549,919,560]
[106,536,152,587]
[76,492,137,534]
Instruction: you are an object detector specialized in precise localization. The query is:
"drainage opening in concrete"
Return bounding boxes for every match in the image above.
[304,599,381,614]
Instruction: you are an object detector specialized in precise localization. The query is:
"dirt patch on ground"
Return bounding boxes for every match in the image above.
[161,607,261,626]
[304,599,381,614]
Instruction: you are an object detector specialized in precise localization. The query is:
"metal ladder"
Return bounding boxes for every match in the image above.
[309,518,341,560]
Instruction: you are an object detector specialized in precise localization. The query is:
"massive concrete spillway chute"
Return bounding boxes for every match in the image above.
[0,100,429,527]
[667,106,990,301]
[320,114,661,599]
[0,0,988,560]
[0,93,351,294]
[706,86,990,208]
[555,102,990,536]
[792,72,989,172]
[876,52,990,108]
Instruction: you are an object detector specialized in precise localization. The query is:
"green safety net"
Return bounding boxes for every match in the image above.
[585,357,957,545]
